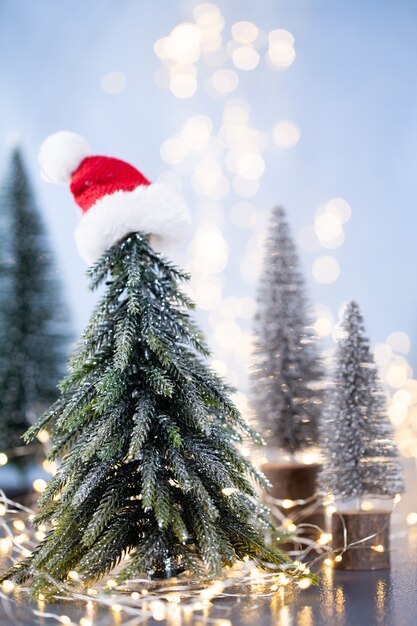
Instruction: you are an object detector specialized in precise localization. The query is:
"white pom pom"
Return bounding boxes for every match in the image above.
[39,131,90,184]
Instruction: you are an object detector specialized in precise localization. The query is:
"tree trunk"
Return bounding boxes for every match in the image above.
[261,462,324,541]
[331,510,391,570]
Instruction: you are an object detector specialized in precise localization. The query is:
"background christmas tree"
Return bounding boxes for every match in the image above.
[318,301,404,501]
[0,149,69,462]
[251,206,323,454]
[5,233,297,593]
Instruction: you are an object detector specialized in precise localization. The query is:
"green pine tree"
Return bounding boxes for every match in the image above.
[0,150,69,462]
[3,233,304,595]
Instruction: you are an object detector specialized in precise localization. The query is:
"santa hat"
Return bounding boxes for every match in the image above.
[38,131,190,264]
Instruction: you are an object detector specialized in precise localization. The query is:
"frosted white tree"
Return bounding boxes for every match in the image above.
[251,206,323,453]
[318,301,404,499]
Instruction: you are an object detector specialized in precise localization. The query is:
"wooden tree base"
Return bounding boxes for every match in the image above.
[331,510,391,570]
[261,462,324,540]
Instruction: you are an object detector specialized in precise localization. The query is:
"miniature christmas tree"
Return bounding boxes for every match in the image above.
[0,149,69,463]
[318,300,404,500]
[2,132,298,594]
[251,206,323,454]
[319,301,404,570]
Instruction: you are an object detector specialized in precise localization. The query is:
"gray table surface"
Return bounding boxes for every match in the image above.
[1,474,416,626]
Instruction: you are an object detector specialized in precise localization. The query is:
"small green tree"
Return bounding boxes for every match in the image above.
[251,206,323,454]
[318,301,404,500]
[4,233,299,594]
[0,150,69,460]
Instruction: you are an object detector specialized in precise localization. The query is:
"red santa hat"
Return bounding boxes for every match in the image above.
[38,131,190,264]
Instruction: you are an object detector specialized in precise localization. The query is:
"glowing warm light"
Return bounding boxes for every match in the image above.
[273,121,300,149]
[361,500,375,511]
[267,29,296,68]
[320,230,345,250]
[0,535,13,552]
[106,579,117,588]
[318,532,331,546]
[37,430,50,443]
[334,555,343,563]
[374,344,393,366]
[282,499,295,509]
[0,452,8,466]
[324,558,333,567]
[211,68,239,93]
[2,580,15,593]
[193,3,223,26]
[232,46,260,70]
[407,512,417,525]
[394,494,402,503]
[312,256,340,284]
[80,619,93,626]
[297,578,312,590]
[67,570,79,581]
[232,21,258,43]
[111,603,123,614]
[169,23,202,64]
[392,389,412,409]
[190,224,229,273]
[287,523,297,533]
[42,460,58,474]
[313,317,333,337]
[0,503,6,516]
[371,544,385,553]
[150,600,166,621]
[314,213,343,242]
[100,71,126,95]
[325,197,352,223]
[210,359,228,377]
[386,362,411,388]
[58,617,71,625]
[33,478,47,493]
[386,331,411,355]
[13,519,25,531]
[236,152,265,179]
[170,74,198,99]
[222,487,238,496]
[302,451,320,465]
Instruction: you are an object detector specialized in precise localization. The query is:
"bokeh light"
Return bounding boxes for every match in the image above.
[273,121,301,149]
[312,256,340,284]
[267,29,296,69]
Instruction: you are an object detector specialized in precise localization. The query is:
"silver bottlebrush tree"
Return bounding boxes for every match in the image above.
[318,301,404,500]
[251,206,324,454]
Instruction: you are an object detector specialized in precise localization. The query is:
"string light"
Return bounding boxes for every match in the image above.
[33,478,47,493]
[407,512,417,525]
[371,545,385,553]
